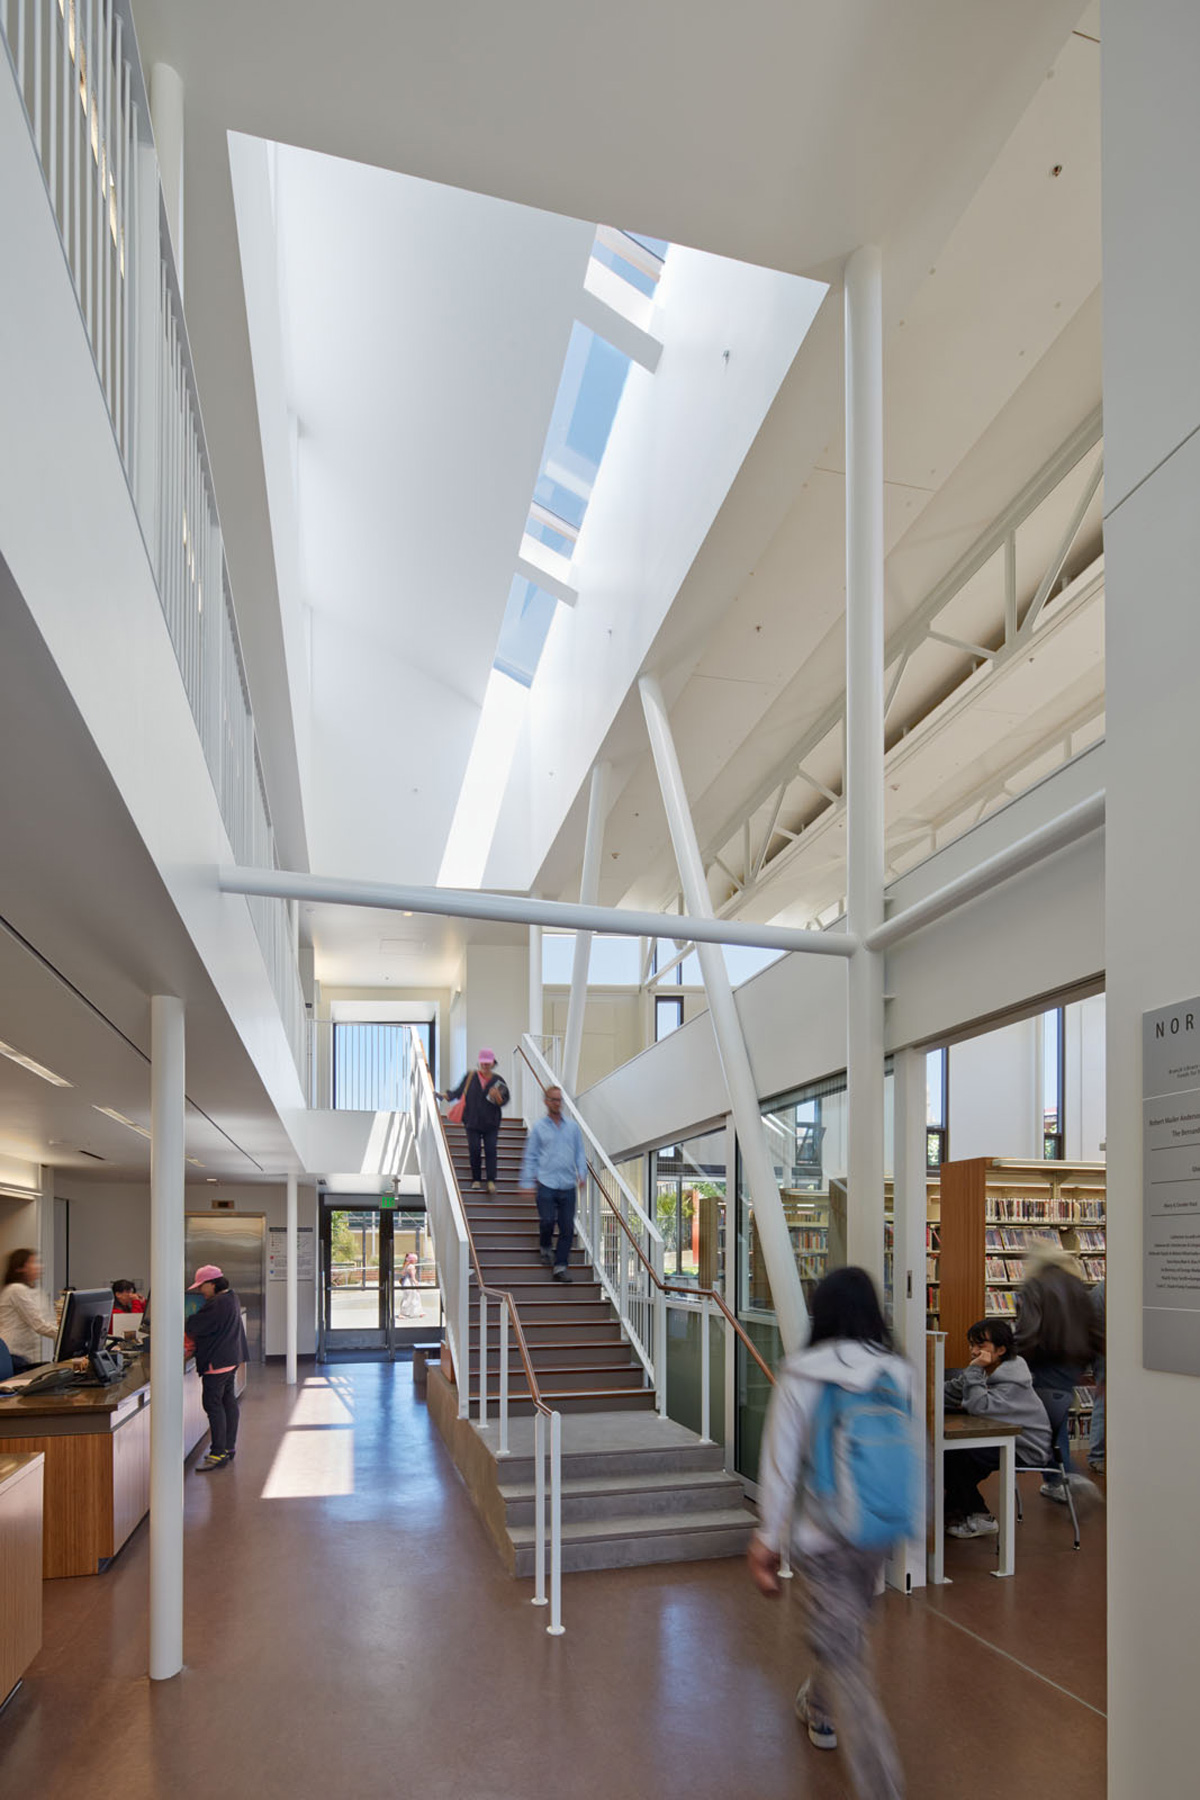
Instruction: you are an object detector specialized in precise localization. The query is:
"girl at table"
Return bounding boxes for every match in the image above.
[943,1317,1051,1537]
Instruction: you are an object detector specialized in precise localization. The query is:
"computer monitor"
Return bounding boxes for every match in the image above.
[53,1288,118,1362]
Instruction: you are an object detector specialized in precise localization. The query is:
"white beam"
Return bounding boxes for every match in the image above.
[639,674,809,1353]
[577,270,663,372]
[217,866,859,958]
[149,994,185,1682]
[844,245,886,1282]
[562,762,609,1094]
[867,791,1105,954]
[516,534,578,607]
[285,1169,298,1387]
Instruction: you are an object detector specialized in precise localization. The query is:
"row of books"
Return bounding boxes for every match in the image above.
[986,1225,1061,1251]
[1081,1258,1106,1282]
[986,1196,1105,1223]
[985,1257,1030,1283]
[926,1224,941,1251]
[985,1290,1020,1316]
[794,1229,827,1252]
[1076,1228,1106,1252]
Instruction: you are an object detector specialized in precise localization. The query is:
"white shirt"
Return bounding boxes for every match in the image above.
[0,1282,58,1364]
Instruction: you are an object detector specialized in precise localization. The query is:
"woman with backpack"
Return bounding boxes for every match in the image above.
[748,1265,914,1800]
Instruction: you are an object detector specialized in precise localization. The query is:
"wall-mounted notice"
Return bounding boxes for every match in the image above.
[1144,996,1200,1373]
[268,1225,315,1282]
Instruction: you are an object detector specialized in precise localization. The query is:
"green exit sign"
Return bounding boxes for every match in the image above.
[381,1194,397,1210]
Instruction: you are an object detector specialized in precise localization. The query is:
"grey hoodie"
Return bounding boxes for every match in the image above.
[944,1353,1051,1465]
[757,1339,916,1555]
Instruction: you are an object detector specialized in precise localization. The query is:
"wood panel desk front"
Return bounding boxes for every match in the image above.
[0,1453,44,1703]
[0,1357,243,1578]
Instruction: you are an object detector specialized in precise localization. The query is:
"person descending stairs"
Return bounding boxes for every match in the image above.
[446,1115,656,1415]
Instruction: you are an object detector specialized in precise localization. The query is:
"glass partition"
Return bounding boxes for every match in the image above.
[646,1130,728,1438]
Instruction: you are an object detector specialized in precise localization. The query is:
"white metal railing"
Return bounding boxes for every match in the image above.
[1,0,305,1081]
[517,1034,668,1412]
[408,1033,470,1421]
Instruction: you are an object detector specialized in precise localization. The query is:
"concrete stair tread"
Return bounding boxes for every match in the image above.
[508,1505,755,1548]
[498,1469,740,1502]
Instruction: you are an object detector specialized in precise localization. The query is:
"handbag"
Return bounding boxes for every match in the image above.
[447,1072,473,1125]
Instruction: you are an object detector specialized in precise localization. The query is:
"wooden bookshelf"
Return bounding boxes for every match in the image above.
[936,1157,1106,1363]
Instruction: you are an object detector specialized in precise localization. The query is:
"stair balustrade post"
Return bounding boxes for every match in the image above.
[619,1186,629,1326]
[654,1239,668,1418]
[478,1291,488,1427]
[699,1294,712,1444]
[532,1411,548,1608]
[548,1409,565,1636]
[498,1298,510,1458]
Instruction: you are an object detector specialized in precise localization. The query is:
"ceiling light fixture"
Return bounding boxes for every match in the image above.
[186,1158,205,1168]
[206,1177,218,1184]
[0,1039,73,1088]
[92,1105,151,1140]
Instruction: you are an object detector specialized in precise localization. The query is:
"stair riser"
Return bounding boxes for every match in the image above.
[469,1319,622,1341]
[504,1483,746,1526]
[513,1523,753,1576]
[493,1446,726,1485]
[468,1369,647,1395]
[477,1391,657,1416]
[471,1343,636,1369]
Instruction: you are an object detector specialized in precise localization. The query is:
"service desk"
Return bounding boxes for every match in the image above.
[0,1357,243,1578]
[0,1453,43,1703]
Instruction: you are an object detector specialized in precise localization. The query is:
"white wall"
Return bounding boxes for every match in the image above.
[55,1179,319,1357]
[949,1019,1040,1161]
[1101,3,1200,1785]
[462,945,528,1092]
[1065,992,1106,1161]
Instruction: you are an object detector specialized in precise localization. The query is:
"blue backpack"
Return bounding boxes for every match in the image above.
[804,1372,921,1551]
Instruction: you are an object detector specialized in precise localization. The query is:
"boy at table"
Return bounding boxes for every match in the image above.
[943,1318,1051,1538]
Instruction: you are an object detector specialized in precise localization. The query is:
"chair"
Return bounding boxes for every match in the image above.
[1013,1388,1081,1549]
[0,1336,13,1381]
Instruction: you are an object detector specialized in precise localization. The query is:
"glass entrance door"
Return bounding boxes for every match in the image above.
[320,1201,440,1356]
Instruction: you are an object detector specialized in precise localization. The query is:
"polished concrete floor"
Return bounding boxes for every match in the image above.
[1,1363,1106,1798]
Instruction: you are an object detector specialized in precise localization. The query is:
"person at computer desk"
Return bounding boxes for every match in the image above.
[187,1264,249,1473]
[0,1248,59,1372]
[110,1280,145,1328]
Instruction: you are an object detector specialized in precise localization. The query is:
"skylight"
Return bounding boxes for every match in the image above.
[437,668,529,889]
[591,225,667,299]
[538,321,633,517]
[494,576,558,689]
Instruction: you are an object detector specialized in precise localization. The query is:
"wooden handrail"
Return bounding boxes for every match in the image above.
[586,1156,777,1387]
[417,1039,551,1417]
[516,1041,777,1390]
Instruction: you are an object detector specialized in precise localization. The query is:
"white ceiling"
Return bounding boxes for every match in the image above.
[119,0,1101,987]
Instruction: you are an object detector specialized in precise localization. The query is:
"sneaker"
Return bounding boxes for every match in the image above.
[947,1514,998,1538]
[539,1249,554,1268]
[552,1266,573,1284]
[469,1181,482,1191]
[1040,1480,1069,1503]
[794,1681,837,1750]
[1066,1472,1104,1507]
[197,1451,230,1472]
[487,1181,497,1194]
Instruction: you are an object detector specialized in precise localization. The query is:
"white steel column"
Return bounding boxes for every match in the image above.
[148,63,184,291]
[562,762,609,1095]
[639,675,808,1353]
[888,1047,928,1593]
[527,921,543,1121]
[38,1163,56,1300]
[285,1170,298,1387]
[149,995,185,1681]
[844,245,887,1281]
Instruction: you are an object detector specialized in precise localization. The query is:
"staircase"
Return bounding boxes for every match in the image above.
[447,1117,655,1414]
[431,1114,759,1574]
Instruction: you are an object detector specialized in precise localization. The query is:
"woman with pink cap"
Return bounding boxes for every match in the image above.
[187,1263,249,1471]
[444,1049,509,1192]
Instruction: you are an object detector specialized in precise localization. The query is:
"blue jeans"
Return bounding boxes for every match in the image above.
[536,1184,576,1269]
[1090,1358,1105,1464]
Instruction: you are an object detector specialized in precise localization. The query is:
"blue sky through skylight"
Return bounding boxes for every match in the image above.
[494,575,558,687]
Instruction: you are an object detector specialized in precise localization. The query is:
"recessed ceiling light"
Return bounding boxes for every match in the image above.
[0,1039,73,1088]
[92,1105,151,1140]
[206,1177,218,1184]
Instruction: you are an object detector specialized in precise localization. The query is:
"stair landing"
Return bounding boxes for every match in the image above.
[427,1368,758,1576]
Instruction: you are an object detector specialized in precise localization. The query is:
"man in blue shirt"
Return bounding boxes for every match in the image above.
[519,1085,588,1283]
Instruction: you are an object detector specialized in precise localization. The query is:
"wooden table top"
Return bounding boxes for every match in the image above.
[943,1411,1022,1441]
[0,1355,151,1421]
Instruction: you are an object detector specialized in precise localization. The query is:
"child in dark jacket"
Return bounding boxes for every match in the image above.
[943,1318,1051,1537]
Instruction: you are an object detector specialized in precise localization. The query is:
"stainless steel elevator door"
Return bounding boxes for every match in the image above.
[185,1214,266,1361]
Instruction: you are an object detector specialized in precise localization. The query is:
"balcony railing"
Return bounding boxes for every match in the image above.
[1,0,306,1081]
